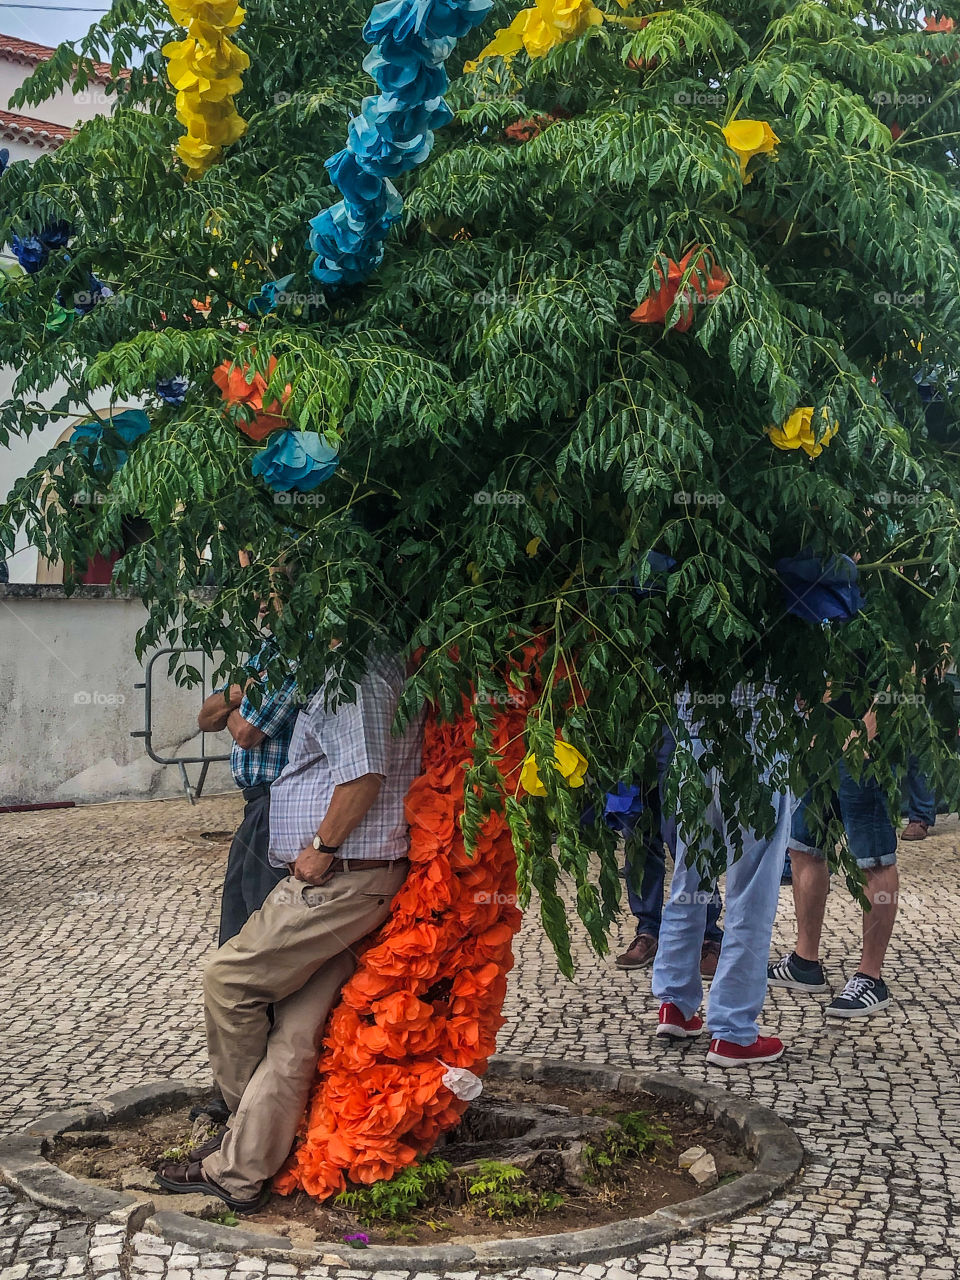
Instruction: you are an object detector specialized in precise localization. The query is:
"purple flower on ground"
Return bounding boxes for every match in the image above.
[343,1232,369,1248]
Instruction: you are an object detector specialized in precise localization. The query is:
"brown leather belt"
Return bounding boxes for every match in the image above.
[327,856,407,874]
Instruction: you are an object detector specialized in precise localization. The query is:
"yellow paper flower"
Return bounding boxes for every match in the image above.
[721,119,780,183]
[768,407,839,459]
[162,1,248,178]
[520,739,589,796]
[466,0,604,70]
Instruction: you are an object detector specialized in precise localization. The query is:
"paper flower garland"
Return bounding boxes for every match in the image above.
[768,406,839,458]
[630,247,729,332]
[251,431,340,492]
[274,684,527,1199]
[721,119,779,183]
[777,551,864,625]
[306,0,492,289]
[519,737,589,795]
[161,0,249,178]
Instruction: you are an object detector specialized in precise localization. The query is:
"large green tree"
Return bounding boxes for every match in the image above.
[3,0,960,967]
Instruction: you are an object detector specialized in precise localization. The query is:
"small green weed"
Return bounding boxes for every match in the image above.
[584,1109,672,1179]
[334,1158,451,1224]
[465,1160,565,1220]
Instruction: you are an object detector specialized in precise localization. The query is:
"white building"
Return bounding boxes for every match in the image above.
[0,37,233,804]
[0,34,124,584]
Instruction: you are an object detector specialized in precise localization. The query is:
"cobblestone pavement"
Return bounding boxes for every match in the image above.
[1,795,959,1280]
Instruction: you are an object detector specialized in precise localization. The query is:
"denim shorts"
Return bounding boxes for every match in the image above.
[791,760,897,869]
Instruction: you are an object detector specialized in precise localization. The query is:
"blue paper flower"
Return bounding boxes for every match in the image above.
[11,234,48,274]
[361,92,454,142]
[362,46,449,99]
[603,782,645,835]
[364,0,493,45]
[247,273,297,316]
[156,376,189,406]
[0,148,8,178]
[776,550,865,625]
[72,409,151,468]
[347,104,435,177]
[633,550,678,598]
[73,274,112,315]
[252,430,340,492]
[40,221,71,250]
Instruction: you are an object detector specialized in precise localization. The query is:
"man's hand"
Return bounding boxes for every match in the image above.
[292,846,335,884]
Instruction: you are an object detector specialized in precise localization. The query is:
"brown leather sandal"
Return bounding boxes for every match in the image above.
[155,1159,268,1213]
[190,1127,227,1161]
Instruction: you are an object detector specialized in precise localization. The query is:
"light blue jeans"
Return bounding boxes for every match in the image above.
[652,742,792,1045]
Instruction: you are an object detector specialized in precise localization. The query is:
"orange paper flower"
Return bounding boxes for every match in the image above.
[212,354,291,438]
[630,247,729,333]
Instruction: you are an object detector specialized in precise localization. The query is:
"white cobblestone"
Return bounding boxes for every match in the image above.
[0,797,956,1280]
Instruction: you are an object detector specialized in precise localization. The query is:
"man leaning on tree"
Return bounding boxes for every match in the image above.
[158,650,422,1211]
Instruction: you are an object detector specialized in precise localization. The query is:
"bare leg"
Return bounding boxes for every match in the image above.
[859,863,899,978]
[790,848,830,962]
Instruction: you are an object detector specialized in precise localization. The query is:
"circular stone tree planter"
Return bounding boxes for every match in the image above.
[0,1057,803,1270]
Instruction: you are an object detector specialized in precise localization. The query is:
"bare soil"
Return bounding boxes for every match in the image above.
[51,1078,749,1248]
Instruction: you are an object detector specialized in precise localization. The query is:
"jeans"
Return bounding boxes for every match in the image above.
[218,786,289,946]
[791,760,898,870]
[652,740,792,1044]
[624,728,723,944]
[904,754,936,826]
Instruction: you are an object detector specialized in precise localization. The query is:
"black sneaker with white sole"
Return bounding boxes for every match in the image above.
[767,953,829,992]
[826,972,891,1018]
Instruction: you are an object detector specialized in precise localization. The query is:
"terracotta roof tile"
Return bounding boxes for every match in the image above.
[0,106,74,147]
[0,33,121,83]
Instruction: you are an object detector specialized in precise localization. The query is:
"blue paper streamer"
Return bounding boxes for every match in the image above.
[305,0,493,289]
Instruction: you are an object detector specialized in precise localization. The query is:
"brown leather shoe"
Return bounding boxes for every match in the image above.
[616,933,658,969]
[700,941,722,978]
[901,820,930,841]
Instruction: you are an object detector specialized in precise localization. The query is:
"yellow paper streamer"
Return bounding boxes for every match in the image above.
[162,0,249,178]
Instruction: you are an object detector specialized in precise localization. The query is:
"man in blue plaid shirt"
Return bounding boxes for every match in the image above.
[198,643,300,946]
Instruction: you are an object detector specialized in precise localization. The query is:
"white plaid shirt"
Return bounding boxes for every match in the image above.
[268,652,423,866]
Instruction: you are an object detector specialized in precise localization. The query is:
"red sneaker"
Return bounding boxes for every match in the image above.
[657,1002,704,1039]
[706,1035,785,1067]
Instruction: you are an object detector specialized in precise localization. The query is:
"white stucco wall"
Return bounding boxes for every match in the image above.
[0,57,114,129]
[0,587,235,804]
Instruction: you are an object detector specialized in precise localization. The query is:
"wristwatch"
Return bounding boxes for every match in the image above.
[312,835,340,854]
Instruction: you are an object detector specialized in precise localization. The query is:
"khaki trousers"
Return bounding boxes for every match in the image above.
[201,861,409,1199]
